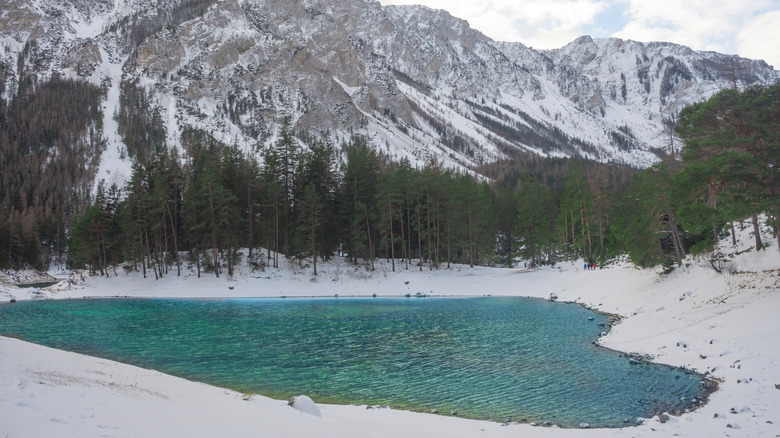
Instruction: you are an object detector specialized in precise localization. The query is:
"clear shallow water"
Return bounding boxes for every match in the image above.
[0,297,709,427]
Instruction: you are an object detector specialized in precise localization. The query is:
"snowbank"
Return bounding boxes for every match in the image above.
[1,223,779,437]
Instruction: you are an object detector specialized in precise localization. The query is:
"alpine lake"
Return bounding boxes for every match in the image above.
[0,296,713,428]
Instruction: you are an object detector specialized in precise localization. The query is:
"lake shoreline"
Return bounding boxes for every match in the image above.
[0,296,709,428]
[1,226,779,437]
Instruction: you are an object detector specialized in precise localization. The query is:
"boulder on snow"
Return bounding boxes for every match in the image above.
[288,395,321,417]
[549,292,558,302]
[658,413,670,423]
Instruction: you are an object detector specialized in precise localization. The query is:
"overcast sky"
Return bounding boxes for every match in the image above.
[379,0,780,70]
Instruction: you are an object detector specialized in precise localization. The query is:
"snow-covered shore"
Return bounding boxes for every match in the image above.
[1,225,779,437]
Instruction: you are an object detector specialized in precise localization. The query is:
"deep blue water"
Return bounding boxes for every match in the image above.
[0,297,709,427]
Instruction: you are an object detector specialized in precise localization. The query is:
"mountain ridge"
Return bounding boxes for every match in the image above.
[1,0,777,181]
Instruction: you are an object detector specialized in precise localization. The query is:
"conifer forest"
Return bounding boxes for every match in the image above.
[1,76,778,275]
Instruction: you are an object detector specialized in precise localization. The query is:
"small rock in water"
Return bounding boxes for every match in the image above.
[544,421,553,426]
[9,298,16,303]
[431,409,438,414]
[587,316,594,321]
[579,423,590,429]
[451,411,458,416]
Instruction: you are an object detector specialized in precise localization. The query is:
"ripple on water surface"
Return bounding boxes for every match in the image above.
[0,297,712,427]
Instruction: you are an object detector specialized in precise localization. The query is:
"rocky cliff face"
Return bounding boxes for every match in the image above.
[1,0,777,175]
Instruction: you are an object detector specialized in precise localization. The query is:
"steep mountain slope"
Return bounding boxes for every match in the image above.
[1,0,777,179]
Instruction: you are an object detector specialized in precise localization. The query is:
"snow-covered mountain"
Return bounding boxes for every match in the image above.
[2,0,777,178]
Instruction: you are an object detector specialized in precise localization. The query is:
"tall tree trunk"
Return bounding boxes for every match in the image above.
[751,213,763,251]
[137,207,146,278]
[311,210,317,276]
[226,208,233,277]
[164,198,180,276]
[389,201,395,272]
[365,212,374,271]
[585,216,593,261]
[446,219,451,269]
[417,204,423,271]
[570,211,576,259]
[730,221,737,246]
[427,206,432,271]
[406,195,412,268]
[666,204,684,266]
[468,198,473,268]
[208,183,219,277]
[145,227,158,280]
[274,201,279,269]
[97,222,107,277]
[400,202,408,270]
[597,202,604,247]
[434,197,440,267]
[563,213,569,260]
[248,171,254,259]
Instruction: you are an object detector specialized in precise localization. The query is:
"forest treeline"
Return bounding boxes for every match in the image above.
[2,76,778,274]
[0,75,103,269]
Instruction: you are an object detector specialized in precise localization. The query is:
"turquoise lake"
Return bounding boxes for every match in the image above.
[0,297,710,427]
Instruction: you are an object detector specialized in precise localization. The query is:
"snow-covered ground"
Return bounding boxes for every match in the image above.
[1,222,779,437]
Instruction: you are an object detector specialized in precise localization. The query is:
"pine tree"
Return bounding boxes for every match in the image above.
[340,137,379,268]
[677,84,780,255]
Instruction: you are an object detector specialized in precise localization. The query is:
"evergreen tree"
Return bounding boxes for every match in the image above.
[340,138,379,268]
[515,175,556,267]
[677,83,780,255]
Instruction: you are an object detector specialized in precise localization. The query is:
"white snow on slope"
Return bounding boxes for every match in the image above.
[91,51,134,191]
